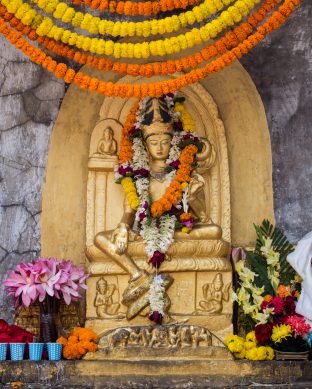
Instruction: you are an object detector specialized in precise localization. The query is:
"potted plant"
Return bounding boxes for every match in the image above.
[3,258,88,342]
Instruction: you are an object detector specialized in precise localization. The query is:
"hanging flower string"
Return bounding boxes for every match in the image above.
[0,0,282,79]
[1,0,261,58]
[70,0,200,16]
[0,0,301,98]
[31,0,237,38]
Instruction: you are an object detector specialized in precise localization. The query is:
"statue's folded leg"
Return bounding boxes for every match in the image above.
[94,232,142,281]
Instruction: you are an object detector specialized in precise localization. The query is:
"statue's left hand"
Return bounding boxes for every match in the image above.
[112,223,129,254]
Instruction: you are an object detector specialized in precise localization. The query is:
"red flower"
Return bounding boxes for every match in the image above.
[149,311,163,324]
[274,315,288,325]
[284,296,296,314]
[255,323,273,344]
[271,296,284,315]
[0,319,9,333]
[149,251,165,268]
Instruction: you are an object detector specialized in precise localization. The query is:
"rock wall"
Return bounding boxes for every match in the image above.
[0,0,311,321]
[0,36,65,320]
[240,0,312,241]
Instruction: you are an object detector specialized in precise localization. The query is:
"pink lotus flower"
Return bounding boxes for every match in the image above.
[3,257,88,308]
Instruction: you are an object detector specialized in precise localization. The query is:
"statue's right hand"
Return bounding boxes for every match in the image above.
[112,224,129,254]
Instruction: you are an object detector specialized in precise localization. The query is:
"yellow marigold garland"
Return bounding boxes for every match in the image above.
[121,176,140,210]
[31,0,236,38]
[0,0,282,79]
[71,0,200,16]
[1,0,261,58]
[174,102,196,132]
[0,0,301,98]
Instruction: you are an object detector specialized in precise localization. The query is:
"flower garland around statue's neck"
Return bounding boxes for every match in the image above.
[115,95,203,322]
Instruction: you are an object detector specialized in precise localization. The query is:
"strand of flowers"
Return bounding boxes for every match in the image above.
[70,0,200,16]
[232,259,271,324]
[260,238,281,291]
[148,275,166,323]
[151,143,198,218]
[30,0,237,38]
[0,0,281,79]
[118,101,139,163]
[0,0,301,98]
[1,0,260,58]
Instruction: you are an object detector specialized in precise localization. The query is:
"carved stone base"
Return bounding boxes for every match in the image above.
[84,324,233,360]
[86,267,233,343]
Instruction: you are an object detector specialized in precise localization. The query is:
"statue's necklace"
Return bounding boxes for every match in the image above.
[150,171,167,182]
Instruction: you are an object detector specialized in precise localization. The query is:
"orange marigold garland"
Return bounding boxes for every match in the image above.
[57,327,99,359]
[70,0,200,16]
[151,144,198,217]
[0,0,282,79]
[0,0,301,97]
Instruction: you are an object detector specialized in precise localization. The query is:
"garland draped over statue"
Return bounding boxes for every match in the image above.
[0,0,301,97]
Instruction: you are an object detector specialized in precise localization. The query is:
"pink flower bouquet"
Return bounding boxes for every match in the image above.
[3,257,88,308]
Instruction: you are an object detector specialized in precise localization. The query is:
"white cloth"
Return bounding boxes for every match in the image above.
[287,231,312,321]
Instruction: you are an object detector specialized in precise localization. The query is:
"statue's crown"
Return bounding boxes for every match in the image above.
[142,98,173,140]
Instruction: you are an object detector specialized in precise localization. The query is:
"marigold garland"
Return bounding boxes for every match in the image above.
[121,176,140,210]
[151,144,198,217]
[31,0,236,38]
[0,0,281,79]
[118,101,139,163]
[1,0,261,58]
[175,102,196,132]
[71,0,200,16]
[0,0,301,98]
[57,327,99,359]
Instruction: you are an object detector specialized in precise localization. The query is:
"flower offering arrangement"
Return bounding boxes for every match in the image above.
[3,257,88,307]
[229,220,312,359]
[3,257,88,342]
[57,327,99,359]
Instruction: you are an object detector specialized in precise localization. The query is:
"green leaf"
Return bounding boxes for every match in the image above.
[246,251,275,296]
[254,219,295,286]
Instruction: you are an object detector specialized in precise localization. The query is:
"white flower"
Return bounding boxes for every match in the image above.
[149,275,166,314]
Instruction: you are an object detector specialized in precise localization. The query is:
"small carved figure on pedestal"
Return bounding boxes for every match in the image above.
[198,273,231,314]
[94,277,123,318]
[168,326,180,348]
[95,127,117,157]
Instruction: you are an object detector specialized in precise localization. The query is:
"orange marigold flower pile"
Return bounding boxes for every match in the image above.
[57,327,99,359]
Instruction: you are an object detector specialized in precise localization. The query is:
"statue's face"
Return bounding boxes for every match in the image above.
[98,284,107,294]
[145,134,172,161]
[214,282,223,291]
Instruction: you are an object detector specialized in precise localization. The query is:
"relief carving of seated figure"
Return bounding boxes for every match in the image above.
[94,97,224,320]
[95,127,117,157]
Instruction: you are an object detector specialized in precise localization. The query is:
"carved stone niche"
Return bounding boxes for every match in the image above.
[85,80,232,348]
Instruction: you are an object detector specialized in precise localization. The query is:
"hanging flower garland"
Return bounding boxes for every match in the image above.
[1,0,260,58]
[70,0,200,16]
[0,0,300,98]
[30,0,237,38]
[0,0,281,80]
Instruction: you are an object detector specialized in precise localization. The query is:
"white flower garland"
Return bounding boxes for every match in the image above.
[149,275,166,315]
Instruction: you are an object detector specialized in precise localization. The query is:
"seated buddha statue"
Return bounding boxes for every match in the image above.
[94,98,223,320]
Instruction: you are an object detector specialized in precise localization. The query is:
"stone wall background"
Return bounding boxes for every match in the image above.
[0,0,311,321]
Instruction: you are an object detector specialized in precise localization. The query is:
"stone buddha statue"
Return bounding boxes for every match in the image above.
[94,98,223,320]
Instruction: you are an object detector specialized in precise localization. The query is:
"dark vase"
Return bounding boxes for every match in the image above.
[39,296,60,343]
